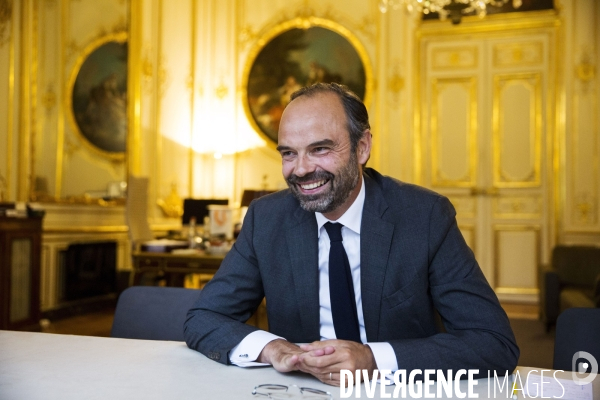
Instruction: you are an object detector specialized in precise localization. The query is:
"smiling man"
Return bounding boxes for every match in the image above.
[184,83,519,386]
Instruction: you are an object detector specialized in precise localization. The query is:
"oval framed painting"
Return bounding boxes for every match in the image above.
[242,18,372,146]
[67,32,128,159]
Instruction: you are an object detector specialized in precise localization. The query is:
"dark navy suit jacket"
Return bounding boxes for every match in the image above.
[184,168,519,375]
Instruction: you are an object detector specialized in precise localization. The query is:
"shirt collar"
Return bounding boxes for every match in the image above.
[315,176,365,237]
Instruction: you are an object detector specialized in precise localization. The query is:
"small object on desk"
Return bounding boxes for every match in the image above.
[205,238,232,254]
[140,239,189,253]
[188,216,198,249]
[171,248,202,255]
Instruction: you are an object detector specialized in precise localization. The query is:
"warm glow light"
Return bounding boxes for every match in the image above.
[190,99,264,155]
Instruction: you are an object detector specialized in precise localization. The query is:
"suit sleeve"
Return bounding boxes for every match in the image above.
[388,196,520,377]
[184,202,264,364]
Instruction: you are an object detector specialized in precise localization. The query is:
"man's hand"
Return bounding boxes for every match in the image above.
[297,340,377,386]
[257,339,303,373]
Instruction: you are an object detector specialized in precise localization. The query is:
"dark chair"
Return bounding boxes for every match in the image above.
[110,286,201,341]
[540,245,600,331]
[553,308,600,373]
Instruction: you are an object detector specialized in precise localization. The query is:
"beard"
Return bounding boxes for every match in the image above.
[286,151,360,214]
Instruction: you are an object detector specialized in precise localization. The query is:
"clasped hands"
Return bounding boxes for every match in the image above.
[257,339,376,386]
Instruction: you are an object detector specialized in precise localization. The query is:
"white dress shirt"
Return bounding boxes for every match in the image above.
[229,178,398,372]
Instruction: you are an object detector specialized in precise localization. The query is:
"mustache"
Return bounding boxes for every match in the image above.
[286,170,334,185]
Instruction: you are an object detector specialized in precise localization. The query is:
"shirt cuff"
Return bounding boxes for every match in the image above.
[229,330,284,367]
[366,342,398,383]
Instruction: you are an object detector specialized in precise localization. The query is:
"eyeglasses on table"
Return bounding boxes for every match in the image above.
[252,383,333,399]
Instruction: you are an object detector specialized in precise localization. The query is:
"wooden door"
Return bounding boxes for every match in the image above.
[418,21,558,303]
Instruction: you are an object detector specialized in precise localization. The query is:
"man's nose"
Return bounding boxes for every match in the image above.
[294,153,315,177]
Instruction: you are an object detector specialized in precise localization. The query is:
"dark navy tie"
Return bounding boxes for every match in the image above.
[324,222,361,343]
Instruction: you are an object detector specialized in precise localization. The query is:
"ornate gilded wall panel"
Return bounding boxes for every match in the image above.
[492,41,543,68]
[494,225,539,294]
[492,196,542,219]
[0,0,13,201]
[430,77,477,187]
[492,73,542,187]
[431,46,478,70]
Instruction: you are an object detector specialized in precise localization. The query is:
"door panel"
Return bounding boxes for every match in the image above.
[420,30,555,303]
[493,73,542,187]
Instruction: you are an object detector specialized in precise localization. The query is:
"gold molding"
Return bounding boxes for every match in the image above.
[18,0,33,201]
[492,196,542,219]
[495,287,539,296]
[44,225,128,234]
[431,46,478,70]
[493,224,540,292]
[240,16,374,148]
[492,41,543,68]
[5,0,14,201]
[29,0,38,201]
[418,10,559,37]
[187,0,196,197]
[53,0,67,200]
[492,72,542,187]
[127,0,142,174]
[65,31,127,161]
[430,77,477,187]
[153,0,163,213]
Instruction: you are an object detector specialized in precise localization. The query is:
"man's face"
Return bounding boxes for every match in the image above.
[277,92,371,220]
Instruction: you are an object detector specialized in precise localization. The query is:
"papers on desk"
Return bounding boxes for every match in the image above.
[518,373,594,400]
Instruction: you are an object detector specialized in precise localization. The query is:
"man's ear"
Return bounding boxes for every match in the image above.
[357,129,372,166]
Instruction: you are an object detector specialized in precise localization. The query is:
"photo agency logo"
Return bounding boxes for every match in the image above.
[340,356,598,399]
[572,351,598,386]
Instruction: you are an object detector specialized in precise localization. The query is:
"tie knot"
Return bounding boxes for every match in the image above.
[324,222,344,242]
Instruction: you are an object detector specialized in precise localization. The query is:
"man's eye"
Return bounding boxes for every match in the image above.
[280,151,294,158]
[313,147,329,153]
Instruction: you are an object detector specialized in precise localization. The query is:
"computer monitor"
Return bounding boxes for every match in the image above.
[181,198,229,225]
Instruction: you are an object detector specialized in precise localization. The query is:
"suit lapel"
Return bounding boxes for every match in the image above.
[360,175,394,342]
[286,206,321,341]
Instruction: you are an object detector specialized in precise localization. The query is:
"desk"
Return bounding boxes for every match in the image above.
[131,250,225,286]
[1,331,597,399]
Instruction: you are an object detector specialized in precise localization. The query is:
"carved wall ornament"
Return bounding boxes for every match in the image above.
[157,56,168,98]
[0,0,12,47]
[355,15,377,41]
[141,51,154,94]
[576,62,596,83]
[238,25,258,49]
[387,61,404,107]
[389,73,404,93]
[215,81,229,99]
[42,85,57,113]
[574,193,597,224]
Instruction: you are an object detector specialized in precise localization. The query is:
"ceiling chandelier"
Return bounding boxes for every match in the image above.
[378,0,522,25]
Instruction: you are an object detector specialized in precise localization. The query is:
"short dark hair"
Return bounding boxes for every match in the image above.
[290,83,370,152]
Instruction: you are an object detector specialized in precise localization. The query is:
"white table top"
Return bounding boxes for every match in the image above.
[0,330,597,399]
